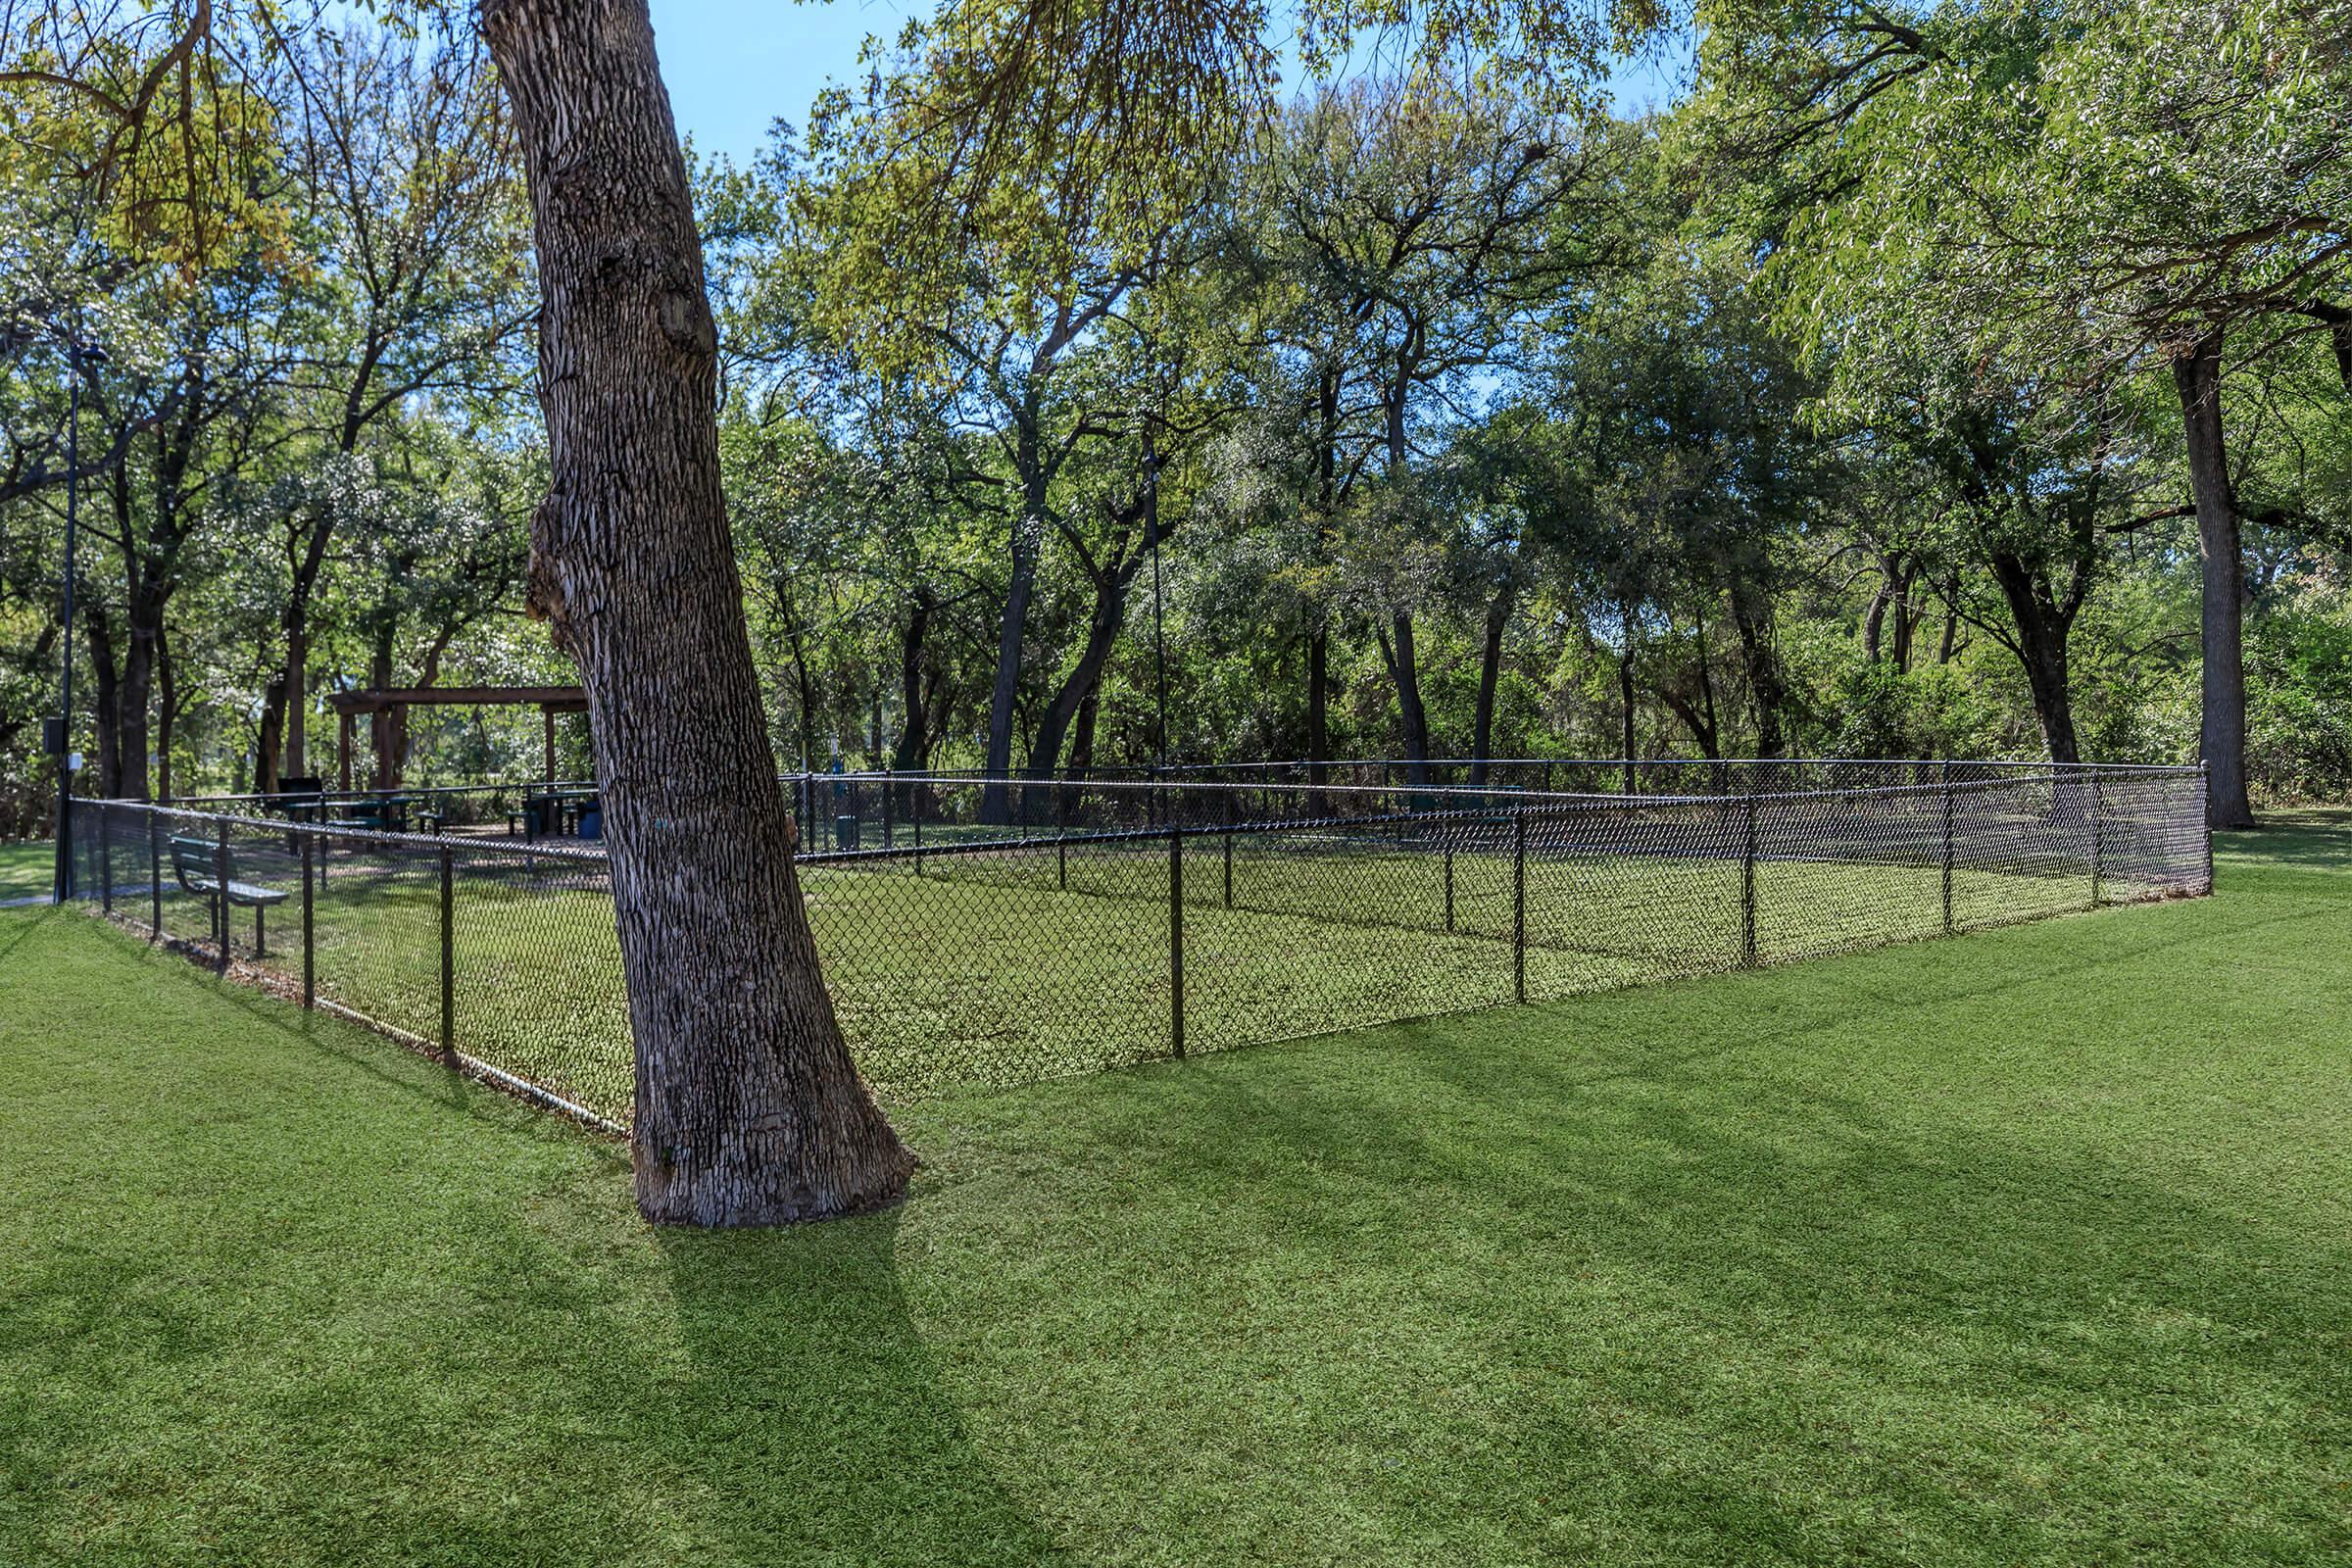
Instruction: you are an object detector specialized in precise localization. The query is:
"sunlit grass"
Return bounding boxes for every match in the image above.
[132,834,2111,1127]
[0,820,2340,1566]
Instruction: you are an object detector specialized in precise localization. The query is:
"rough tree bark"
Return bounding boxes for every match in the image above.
[255,514,333,791]
[1983,552,2083,765]
[479,0,912,1224]
[1616,614,1638,793]
[981,416,1047,823]
[1305,365,1341,797]
[1726,578,1788,758]
[1467,582,1514,786]
[1378,610,1434,789]
[892,587,934,775]
[1027,551,1144,785]
[2172,329,2253,828]
[84,607,122,799]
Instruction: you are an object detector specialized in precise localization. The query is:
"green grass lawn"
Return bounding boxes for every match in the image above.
[135,831,2121,1126]
[4,819,2341,1566]
[0,839,52,902]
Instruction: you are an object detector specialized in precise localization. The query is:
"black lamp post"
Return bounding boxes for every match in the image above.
[50,340,103,903]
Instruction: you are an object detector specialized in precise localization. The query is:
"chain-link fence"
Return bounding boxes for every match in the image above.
[70,762,2209,1133]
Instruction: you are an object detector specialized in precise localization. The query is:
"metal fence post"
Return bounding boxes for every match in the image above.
[2200,760,2214,893]
[881,766,894,850]
[1222,792,1236,908]
[1057,834,1067,890]
[1512,808,1527,1003]
[1940,767,1956,936]
[1444,832,1456,934]
[301,832,316,1009]
[148,808,162,937]
[98,806,112,914]
[439,844,455,1059]
[1169,827,1185,1058]
[912,795,924,875]
[2088,768,2104,908]
[213,820,230,971]
[1740,794,1758,967]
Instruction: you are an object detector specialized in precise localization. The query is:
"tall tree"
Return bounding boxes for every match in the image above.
[252,22,532,791]
[477,0,912,1222]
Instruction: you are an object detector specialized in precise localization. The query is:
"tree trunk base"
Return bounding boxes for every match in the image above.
[635,1129,916,1227]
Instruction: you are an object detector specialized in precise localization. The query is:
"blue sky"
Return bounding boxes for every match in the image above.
[645,0,1691,168]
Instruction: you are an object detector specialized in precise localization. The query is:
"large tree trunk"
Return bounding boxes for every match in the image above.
[155,622,177,802]
[1862,581,1889,662]
[890,591,934,819]
[256,515,333,791]
[84,607,122,800]
[255,679,287,795]
[1306,365,1339,799]
[480,0,911,1225]
[1889,570,1920,673]
[118,599,156,802]
[1616,617,1638,794]
[2172,330,2253,828]
[1727,579,1788,758]
[1306,625,1330,771]
[775,577,819,766]
[287,623,308,778]
[1467,583,1513,787]
[368,628,398,790]
[982,427,1047,823]
[1380,610,1433,790]
[1984,553,2083,765]
[1028,562,1135,785]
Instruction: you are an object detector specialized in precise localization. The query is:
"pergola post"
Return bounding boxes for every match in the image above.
[544,707,557,783]
[377,703,404,791]
[338,710,355,792]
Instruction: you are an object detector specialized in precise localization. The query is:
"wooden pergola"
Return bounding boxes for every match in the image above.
[322,685,587,791]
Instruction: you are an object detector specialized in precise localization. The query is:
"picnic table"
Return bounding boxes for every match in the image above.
[519,788,598,841]
[329,796,416,831]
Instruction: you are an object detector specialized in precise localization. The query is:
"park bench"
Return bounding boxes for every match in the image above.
[170,835,290,956]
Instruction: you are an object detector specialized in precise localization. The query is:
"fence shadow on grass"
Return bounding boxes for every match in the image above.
[653,1215,1071,1567]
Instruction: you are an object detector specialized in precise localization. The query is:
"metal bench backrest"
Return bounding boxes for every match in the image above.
[170,835,224,896]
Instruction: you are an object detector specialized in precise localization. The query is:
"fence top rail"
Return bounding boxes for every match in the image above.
[1127,756,2202,774]
[96,764,2186,873]
[135,760,2204,812]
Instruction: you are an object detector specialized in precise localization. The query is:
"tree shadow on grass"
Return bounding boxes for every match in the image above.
[2215,808,2352,876]
[650,1211,1071,1567]
[903,995,2352,1564]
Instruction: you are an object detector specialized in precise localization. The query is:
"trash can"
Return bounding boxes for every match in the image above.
[578,806,603,841]
[834,813,860,851]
